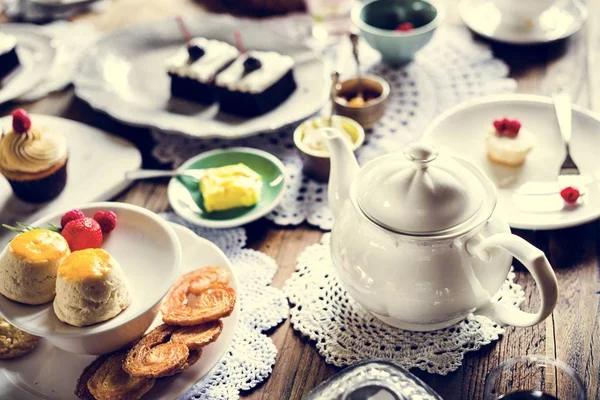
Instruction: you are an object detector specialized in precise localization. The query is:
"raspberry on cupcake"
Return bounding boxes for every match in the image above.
[0,109,68,202]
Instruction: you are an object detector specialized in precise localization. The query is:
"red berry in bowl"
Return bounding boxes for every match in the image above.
[62,218,103,251]
[11,109,32,134]
[560,186,580,204]
[93,211,117,234]
[60,209,85,229]
[395,22,414,32]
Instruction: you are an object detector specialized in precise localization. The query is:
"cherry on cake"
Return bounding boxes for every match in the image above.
[0,32,20,81]
[215,51,297,117]
[166,38,239,104]
[485,118,535,166]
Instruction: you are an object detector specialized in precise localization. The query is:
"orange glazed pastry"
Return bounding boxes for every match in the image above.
[0,229,69,305]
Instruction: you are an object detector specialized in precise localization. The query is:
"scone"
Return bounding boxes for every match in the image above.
[485,118,534,166]
[0,317,39,359]
[0,229,70,305]
[53,249,132,327]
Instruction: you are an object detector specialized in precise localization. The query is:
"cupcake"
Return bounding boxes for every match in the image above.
[0,109,68,202]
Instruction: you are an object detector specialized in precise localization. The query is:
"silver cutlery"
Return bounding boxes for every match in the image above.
[125,169,205,181]
[554,91,580,176]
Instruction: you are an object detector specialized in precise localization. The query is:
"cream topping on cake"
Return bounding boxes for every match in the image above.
[0,33,17,56]
[215,51,295,94]
[485,126,535,166]
[0,127,67,173]
[166,38,239,82]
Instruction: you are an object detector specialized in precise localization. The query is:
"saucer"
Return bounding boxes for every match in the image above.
[423,94,600,230]
[168,147,287,229]
[0,25,56,104]
[459,0,588,45]
[0,222,239,400]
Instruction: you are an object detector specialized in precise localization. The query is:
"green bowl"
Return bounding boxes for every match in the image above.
[352,0,442,66]
[167,147,287,228]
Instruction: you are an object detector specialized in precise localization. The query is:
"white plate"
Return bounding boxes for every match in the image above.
[0,25,57,105]
[423,94,600,230]
[459,0,587,45]
[0,222,239,400]
[74,14,329,139]
[0,203,182,338]
[0,114,142,249]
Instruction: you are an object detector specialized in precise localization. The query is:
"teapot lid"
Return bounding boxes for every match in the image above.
[355,143,493,235]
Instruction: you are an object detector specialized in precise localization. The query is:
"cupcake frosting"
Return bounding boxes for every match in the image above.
[0,127,67,173]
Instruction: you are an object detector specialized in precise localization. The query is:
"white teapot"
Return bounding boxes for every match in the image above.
[324,129,558,331]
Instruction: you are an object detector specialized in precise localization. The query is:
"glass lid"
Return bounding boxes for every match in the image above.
[355,143,488,235]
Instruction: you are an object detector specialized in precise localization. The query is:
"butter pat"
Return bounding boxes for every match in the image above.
[200,163,263,212]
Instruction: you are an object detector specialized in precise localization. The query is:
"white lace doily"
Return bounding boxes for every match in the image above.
[152,14,517,230]
[161,214,289,399]
[283,234,526,375]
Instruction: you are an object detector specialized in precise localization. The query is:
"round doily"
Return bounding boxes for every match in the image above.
[152,15,516,230]
[283,234,526,375]
[161,214,289,399]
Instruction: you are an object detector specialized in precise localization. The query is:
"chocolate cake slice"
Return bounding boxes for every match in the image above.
[166,38,239,104]
[0,33,20,81]
[214,51,296,118]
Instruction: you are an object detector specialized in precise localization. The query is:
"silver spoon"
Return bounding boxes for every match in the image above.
[349,33,365,106]
[328,71,340,127]
[125,169,205,181]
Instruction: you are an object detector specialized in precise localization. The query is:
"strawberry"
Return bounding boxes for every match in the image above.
[505,119,521,136]
[395,22,414,32]
[60,209,85,229]
[93,211,117,234]
[11,109,31,134]
[62,218,103,251]
[560,186,580,204]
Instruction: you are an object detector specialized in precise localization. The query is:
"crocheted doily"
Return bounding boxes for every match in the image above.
[283,234,526,375]
[161,214,289,399]
[152,15,516,230]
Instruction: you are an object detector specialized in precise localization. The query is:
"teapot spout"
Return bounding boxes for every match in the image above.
[323,128,359,218]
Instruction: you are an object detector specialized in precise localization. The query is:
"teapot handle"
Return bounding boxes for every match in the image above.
[472,233,558,327]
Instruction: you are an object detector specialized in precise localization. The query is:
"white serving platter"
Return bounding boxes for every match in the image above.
[0,222,239,400]
[74,13,330,139]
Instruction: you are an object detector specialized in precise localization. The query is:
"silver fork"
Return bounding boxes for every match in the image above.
[125,169,206,181]
[553,91,580,176]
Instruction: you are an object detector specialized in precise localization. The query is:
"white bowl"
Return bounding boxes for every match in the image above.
[0,202,182,355]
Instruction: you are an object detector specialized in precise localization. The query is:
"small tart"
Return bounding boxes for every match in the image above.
[485,126,535,166]
[0,317,40,359]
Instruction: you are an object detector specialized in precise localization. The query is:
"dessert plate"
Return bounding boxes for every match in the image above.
[0,25,56,105]
[168,147,287,228]
[423,94,600,230]
[0,222,240,400]
[459,0,587,45]
[74,13,329,139]
[0,115,142,249]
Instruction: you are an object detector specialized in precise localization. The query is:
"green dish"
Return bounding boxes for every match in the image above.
[168,147,287,228]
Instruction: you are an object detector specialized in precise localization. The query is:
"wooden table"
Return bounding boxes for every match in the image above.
[1,1,599,398]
